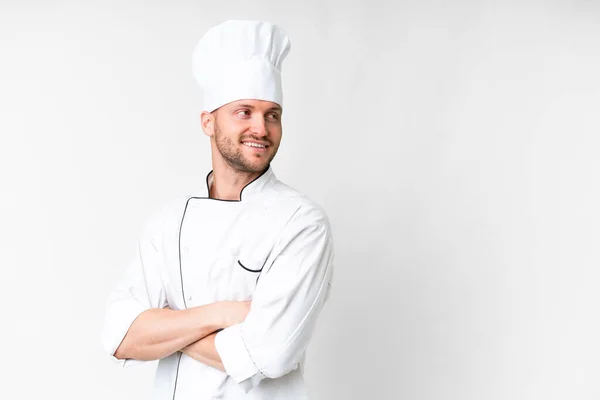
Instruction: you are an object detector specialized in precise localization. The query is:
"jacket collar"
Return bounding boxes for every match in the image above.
[204,165,276,201]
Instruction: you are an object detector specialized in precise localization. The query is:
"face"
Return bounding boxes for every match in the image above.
[202,99,283,173]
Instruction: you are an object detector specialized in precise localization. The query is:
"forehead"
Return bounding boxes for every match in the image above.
[222,99,282,112]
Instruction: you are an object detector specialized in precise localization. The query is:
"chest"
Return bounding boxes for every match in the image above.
[165,198,298,309]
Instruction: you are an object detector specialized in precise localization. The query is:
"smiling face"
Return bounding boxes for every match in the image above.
[201,99,283,173]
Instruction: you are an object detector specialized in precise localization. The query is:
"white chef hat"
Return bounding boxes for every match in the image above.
[192,20,291,113]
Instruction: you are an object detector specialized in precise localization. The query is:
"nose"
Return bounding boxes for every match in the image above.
[249,114,268,137]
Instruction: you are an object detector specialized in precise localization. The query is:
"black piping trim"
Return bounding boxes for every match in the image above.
[240,166,269,201]
[237,260,263,273]
[172,352,182,400]
[178,197,192,310]
[202,165,270,202]
[172,165,270,397]
[174,197,192,400]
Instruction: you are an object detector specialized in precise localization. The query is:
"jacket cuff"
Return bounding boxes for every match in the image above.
[214,323,263,385]
[101,301,148,367]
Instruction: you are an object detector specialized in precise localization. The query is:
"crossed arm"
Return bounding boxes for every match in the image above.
[102,207,334,390]
[113,301,251,371]
[180,330,224,371]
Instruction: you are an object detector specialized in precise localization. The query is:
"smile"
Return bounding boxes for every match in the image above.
[242,142,267,148]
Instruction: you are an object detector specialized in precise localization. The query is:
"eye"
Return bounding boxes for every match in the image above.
[267,113,280,122]
[236,109,251,117]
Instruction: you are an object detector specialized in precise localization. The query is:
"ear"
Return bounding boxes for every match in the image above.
[200,111,215,137]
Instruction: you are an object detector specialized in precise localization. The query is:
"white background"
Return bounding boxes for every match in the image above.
[1,1,599,399]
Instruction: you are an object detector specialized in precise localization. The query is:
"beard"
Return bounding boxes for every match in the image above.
[213,122,275,173]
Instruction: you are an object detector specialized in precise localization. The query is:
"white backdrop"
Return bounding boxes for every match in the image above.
[1,1,599,399]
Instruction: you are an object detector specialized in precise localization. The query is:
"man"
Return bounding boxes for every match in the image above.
[101,20,334,400]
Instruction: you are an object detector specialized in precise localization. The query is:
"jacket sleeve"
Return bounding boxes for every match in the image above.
[214,206,334,391]
[100,211,168,367]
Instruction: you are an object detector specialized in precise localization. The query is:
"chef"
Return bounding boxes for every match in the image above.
[101,20,334,400]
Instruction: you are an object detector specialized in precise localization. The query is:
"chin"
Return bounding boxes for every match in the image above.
[246,162,269,173]
[245,157,272,172]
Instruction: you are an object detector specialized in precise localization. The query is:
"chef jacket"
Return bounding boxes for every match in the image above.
[101,166,334,399]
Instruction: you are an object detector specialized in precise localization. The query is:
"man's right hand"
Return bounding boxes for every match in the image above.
[114,300,250,361]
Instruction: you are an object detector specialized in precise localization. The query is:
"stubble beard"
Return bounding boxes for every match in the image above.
[213,122,274,173]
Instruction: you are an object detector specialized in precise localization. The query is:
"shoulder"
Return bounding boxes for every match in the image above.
[142,195,194,234]
[265,179,332,233]
[265,183,334,259]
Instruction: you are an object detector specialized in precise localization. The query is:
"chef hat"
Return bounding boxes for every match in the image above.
[192,20,291,113]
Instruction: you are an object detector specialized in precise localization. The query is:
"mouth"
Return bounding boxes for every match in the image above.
[242,141,269,151]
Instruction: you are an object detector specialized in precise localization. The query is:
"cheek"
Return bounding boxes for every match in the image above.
[233,122,252,136]
[269,126,283,141]
[218,122,245,139]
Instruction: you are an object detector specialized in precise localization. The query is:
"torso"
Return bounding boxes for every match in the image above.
[149,169,317,399]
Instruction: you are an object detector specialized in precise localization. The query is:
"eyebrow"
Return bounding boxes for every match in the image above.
[236,103,282,113]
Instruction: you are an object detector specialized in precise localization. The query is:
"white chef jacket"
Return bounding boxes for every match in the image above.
[101,166,334,400]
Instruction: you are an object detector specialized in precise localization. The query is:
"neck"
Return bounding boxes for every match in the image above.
[209,157,267,201]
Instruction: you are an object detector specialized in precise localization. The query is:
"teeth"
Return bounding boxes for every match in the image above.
[243,142,266,148]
